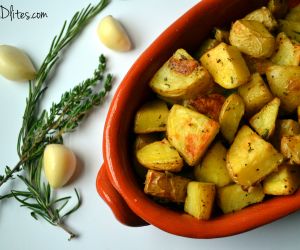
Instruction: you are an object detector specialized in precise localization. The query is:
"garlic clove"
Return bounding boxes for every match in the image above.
[97,15,132,52]
[0,45,36,82]
[43,144,77,189]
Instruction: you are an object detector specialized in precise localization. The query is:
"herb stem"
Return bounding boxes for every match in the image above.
[0,160,23,187]
[56,221,77,241]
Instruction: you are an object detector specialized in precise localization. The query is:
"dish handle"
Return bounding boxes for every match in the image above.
[96,163,148,227]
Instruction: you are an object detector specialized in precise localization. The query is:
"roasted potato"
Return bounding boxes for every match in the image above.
[243,55,274,75]
[184,181,216,220]
[213,28,230,43]
[167,105,219,166]
[279,20,300,42]
[244,7,278,31]
[263,164,300,195]
[136,138,183,172]
[200,42,250,89]
[227,125,284,188]
[266,65,300,112]
[267,0,288,19]
[144,170,190,202]
[238,73,273,115]
[134,100,169,133]
[219,93,245,143]
[150,49,213,100]
[229,20,275,58]
[194,39,220,60]
[217,184,265,214]
[194,142,232,187]
[271,32,300,66]
[249,97,280,139]
[281,135,300,164]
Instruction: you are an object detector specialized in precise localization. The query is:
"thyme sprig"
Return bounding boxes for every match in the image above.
[0,0,111,240]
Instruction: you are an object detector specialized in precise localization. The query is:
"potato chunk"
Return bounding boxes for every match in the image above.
[281,135,300,164]
[200,42,250,89]
[150,49,213,100]
[194,39,220,60]
[266,65,300,112]
[229,20,275,58]
[217,184,264,214]
[227,126,283,188]
[194,142,232,187]
[263,164,300,195]
[249,97,280,139]
[243,55,274,75]
[267,0,288,19]
[136,138,183,172]
[271,32,300,66]
[144,170,190,203]
[134,100,169,133]
[184,182,216,220]
[238,73,273,115]
[167,105,219,166]
[219,93,245,143]
[279,20,300,42]
[244,7,278,31]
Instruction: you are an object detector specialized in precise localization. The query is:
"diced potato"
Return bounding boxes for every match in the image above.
[263,164,300,195]
[227,125,284,188]
[134,100,169,133]
[184,181,216,220]
[286,5,300,22]
[271,32,300,66]
[244,7,278,31]
[184,93,225,121]
[229,20,275,58]
[267,0,288,19]
[194,39,220,60]
[200,42,250,89]
[281,135,300,164]
[243,55,274,75]
[279,20,300,42]
[194,142,232,187]
[144,170,190,203]
[266,65,300,112]
[167,105,219,166]
[217,184,265,214]
[219,93,245,143]
[238,73,273,115]
[213,28,230,43]
[249,97,280,139]
[136,138,183,172]
[150,49,214,100]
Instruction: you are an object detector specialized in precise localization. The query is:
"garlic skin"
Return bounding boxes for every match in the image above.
[97,15,132,52]
[43,144,77,189]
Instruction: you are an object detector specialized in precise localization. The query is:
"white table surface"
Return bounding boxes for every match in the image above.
[1,0,300,249]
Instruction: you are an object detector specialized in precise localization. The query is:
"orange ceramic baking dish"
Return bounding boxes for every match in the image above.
[96,0,300,238]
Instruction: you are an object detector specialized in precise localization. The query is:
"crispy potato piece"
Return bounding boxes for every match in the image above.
[249,97,280,139]
[134,100,169,133]
[219,93,245,143]
[286,5,300,22]
[136,138,183,172]
[281,135,300,164]
[217,184,264,214]
[266,65,300,112]
[184,181,216,220]
[194,142,232,187]
[263,164,300,195]
[200,42,250,89]
[267,0,288,19]
[238,73,273,115]
[227,126,284,188]
[243,55,274,75]
[271,32,300,66]
[279,20,300,42]
[244,7,278,31]
[150,49,213,100]
[229,20,275,58]
[185,93,225,121]
[213,28,230,43]
[167,105,219,166]
[194,39,220,60]
[144,170,190,203]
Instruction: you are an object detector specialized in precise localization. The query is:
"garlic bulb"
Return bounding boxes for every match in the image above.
[43,144,77,189]
[0,45,36,81]
[97,15,132,52]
